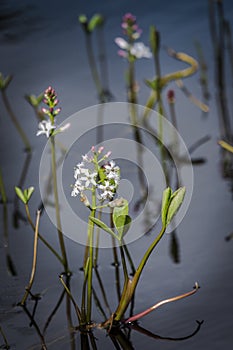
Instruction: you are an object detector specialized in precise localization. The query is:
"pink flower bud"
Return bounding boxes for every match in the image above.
[167,90,175,102]
[98,146,104,154]
[105,151,111,158]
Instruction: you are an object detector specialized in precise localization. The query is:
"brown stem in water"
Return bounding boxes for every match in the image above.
[124,282,199,323]
[21,210,40,305]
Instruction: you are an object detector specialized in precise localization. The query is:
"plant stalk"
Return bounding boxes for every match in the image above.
[114,225,166,321]
[21,210,40,305]
[50,136,69,272]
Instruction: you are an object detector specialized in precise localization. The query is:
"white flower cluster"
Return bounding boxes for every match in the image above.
[99,160,120,200]
[71,148,120,202]
[115,37,152,59]
[36,120,56,138]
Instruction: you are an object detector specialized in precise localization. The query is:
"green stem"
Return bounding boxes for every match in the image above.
[128,59,137,106]
[59,274,82,323]
[50,136,69,272]
[25,203,64,265]
[111,237,121,302]
[114,225,166,321]
[93,209,102,268]
[86,209,95,323]
[1,90,31,152]
[81,257,89,324]
[85,33,105,102]
[152,42,169,184]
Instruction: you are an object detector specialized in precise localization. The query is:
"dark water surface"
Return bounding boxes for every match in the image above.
[0,0,233,349]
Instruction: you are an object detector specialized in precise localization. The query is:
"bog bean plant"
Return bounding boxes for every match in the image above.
[1,11,221,350]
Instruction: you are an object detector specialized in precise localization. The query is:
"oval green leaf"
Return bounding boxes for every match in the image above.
[88,14,104,32]
[15,186,27,204]
[89,217,118,240]
[166,187,186,226]
[114,215,131,240]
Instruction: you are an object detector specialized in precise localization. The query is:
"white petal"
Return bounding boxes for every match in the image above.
[115,37,129,50]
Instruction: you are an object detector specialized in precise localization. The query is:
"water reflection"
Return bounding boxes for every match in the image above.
[16,273,203,350]
[209,0,233,192]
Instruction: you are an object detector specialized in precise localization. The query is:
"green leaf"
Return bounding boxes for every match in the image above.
[0,73,12,90]
[78,14,88,24]
[112,199,131,240]
[161,187,172,227]
[113,198,128,218]
[89,217,118,239]
[166,187,186,226]
[15,186,27,204]
[113,199,128,226]
[26,186,35,201]
[114,215,131,240]
[88,14,104,32]
[25,93,44,107]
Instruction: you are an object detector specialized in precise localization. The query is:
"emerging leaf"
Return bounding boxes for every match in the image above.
[0,73,12,90]
[161,187,172,227]
[166,187,186,226]
[78,14,88,24]
[26,187,35,201]
[88,14,104,32]
[15,186,27,204]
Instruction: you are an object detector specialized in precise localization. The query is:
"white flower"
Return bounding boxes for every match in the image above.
[115,37,129,50]
[115,37,152,59]
[36,120,56,138]
[71,180,84,197]
[104,161,120,184]
[74,162,84,179]
[82,154,91,162]
[130,42,152,58]
[104,160,117,172]
[98,180,116,200]
[79,168,97,188]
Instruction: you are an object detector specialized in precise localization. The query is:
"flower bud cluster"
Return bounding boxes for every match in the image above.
[42,86,61,118]
[36,86,61,138]
[115,13,152,60]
